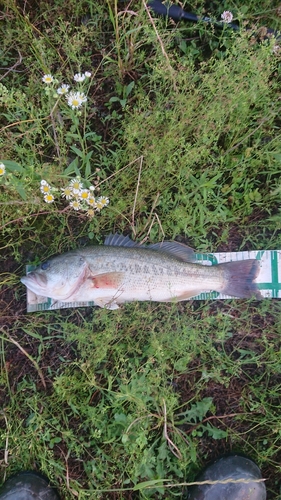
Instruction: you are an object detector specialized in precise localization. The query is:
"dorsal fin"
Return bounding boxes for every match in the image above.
[104,233,195,262]
[148,241,195,262]
[104,233,142,248]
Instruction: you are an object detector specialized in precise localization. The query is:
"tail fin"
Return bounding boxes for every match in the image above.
[220,259,262,299]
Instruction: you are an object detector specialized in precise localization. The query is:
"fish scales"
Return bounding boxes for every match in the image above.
[70,246,221,306]
[79,246,189,274]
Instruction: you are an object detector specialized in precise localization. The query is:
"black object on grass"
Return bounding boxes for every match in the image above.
[0,471,60,500]
[147,0,281,40]
[186,455,266,500]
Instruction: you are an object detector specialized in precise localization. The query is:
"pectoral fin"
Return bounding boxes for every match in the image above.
[88,272,124,289]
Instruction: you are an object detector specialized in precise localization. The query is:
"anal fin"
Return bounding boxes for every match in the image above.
[159,290,205,302]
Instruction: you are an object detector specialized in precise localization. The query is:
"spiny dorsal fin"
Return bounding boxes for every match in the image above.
[104,233,195,262]
[104,233,141,248]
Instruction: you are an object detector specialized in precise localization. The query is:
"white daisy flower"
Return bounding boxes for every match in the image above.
[73,73,86,82]
[40,179,47,185]
[44,193,55,203]
[42,74,54,84]
[87,196,96,207]
[66,91,87,109]
[0,162,6,176]
[61,186,73,200]
[84,71,92,78]
[70,200,81,211]
[70,178,83,190]
[79,189,90,201]
[57,84,70,95]
[95,196,109,211]
[87,209,95,218]
[40,182,51,194]
[221,10,233,23]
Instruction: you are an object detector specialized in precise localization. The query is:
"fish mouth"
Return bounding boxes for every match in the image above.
[21,271,48,293]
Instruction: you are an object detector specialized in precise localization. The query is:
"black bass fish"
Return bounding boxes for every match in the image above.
[21,234,262,309]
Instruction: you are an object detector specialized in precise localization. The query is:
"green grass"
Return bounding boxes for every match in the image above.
[1,0,281,498]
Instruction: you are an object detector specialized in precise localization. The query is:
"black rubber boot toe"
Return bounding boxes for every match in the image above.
[187,455,266,500]
[0,471,60,500]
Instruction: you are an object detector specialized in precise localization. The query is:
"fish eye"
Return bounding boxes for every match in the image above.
[41,261,50,271]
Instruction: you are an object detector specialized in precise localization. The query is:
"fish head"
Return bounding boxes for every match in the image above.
[21,252,89,300]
